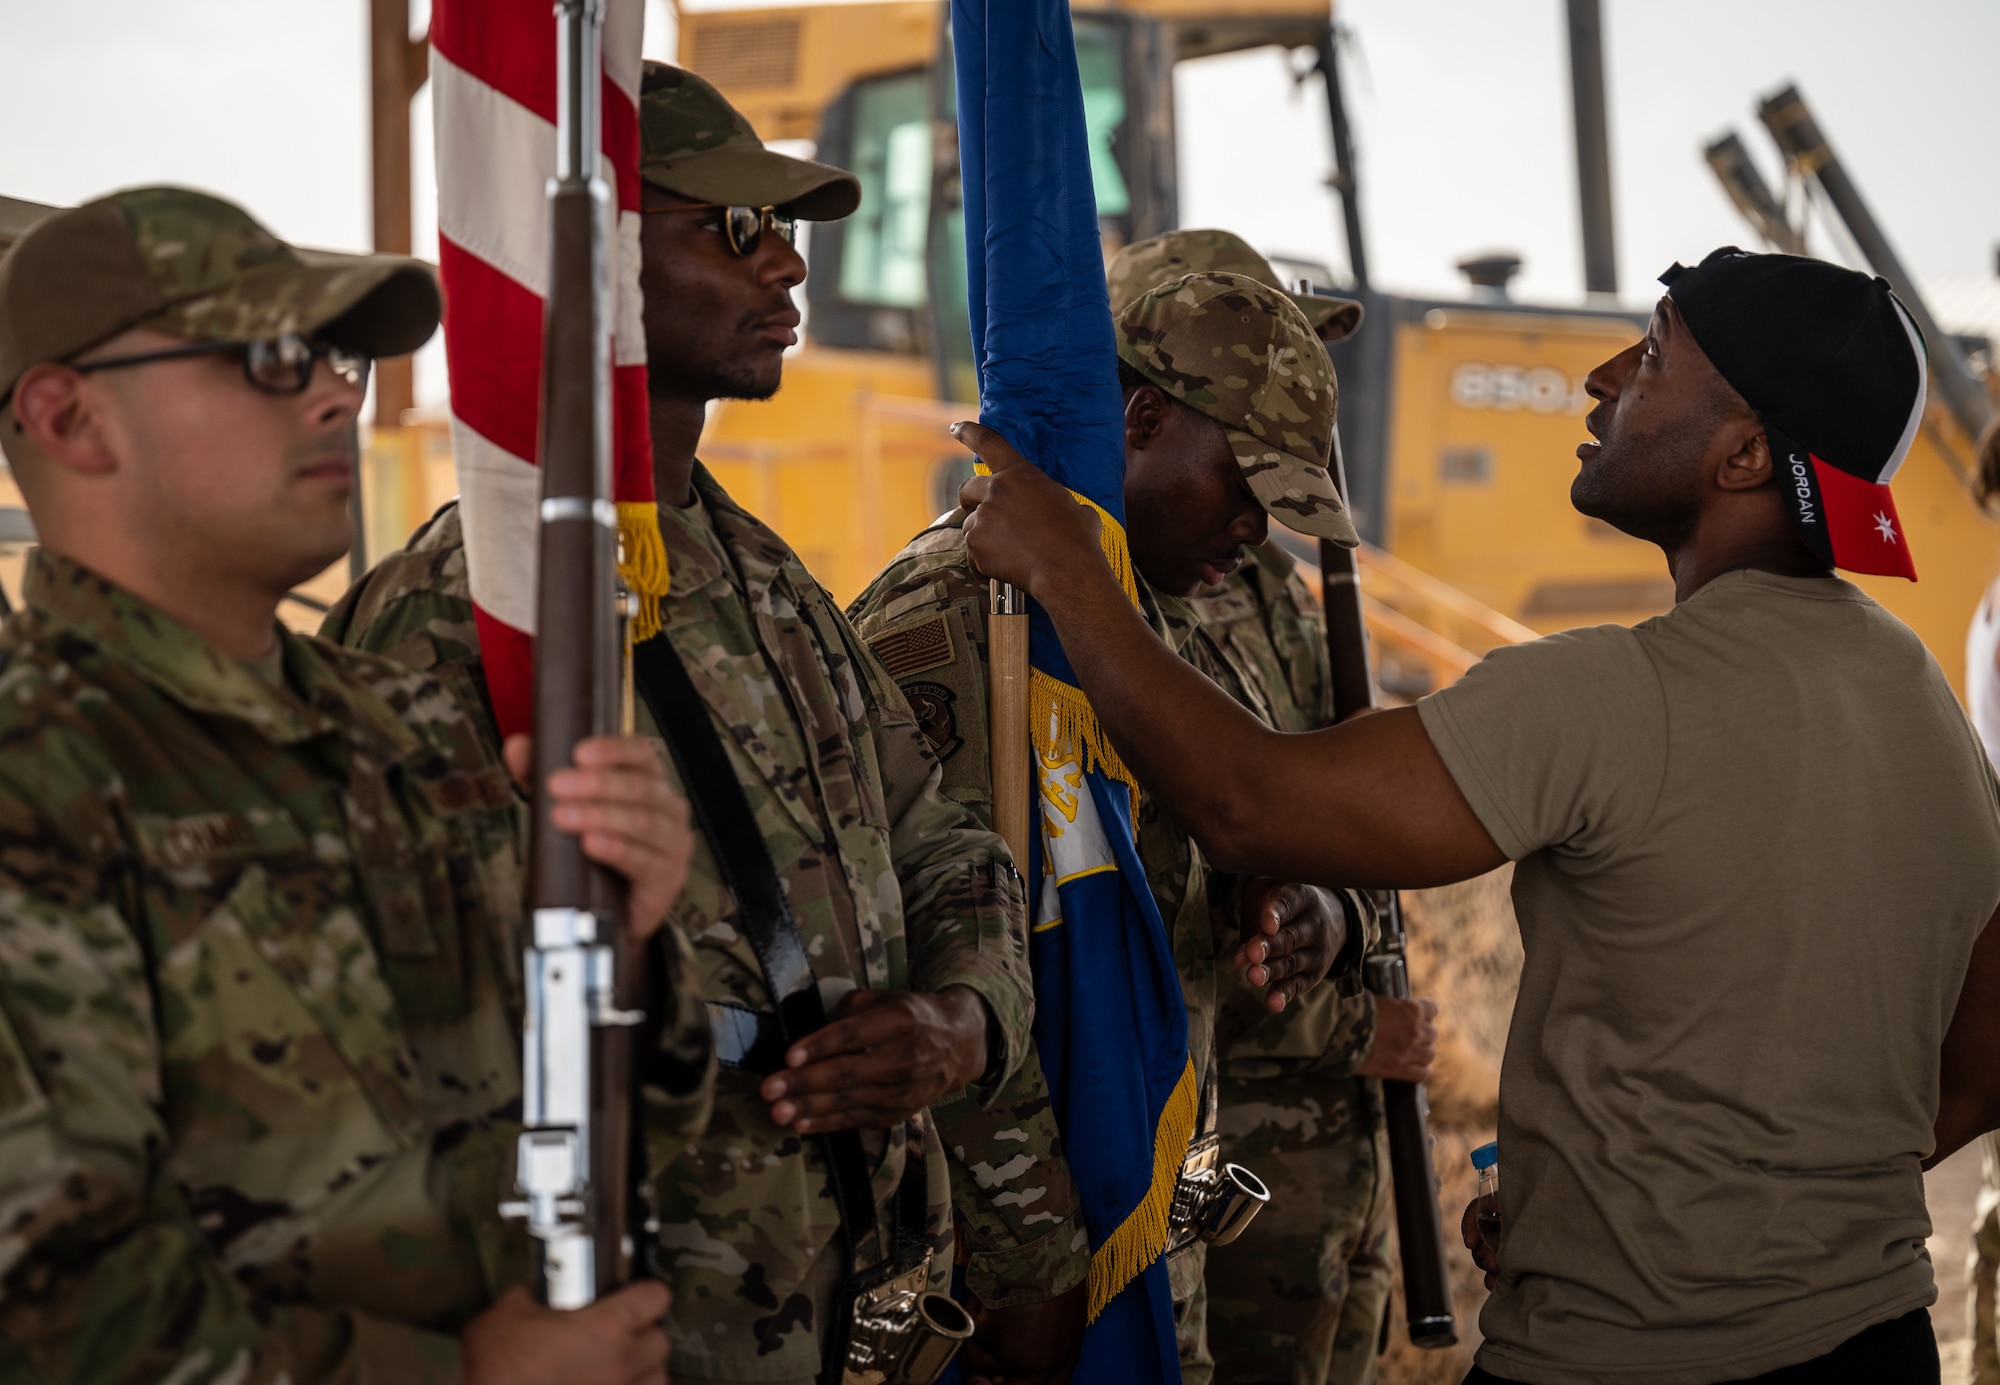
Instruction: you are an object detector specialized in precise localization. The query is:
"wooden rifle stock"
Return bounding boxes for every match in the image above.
[1317,440,1458,1349]
[509,0,652,1309]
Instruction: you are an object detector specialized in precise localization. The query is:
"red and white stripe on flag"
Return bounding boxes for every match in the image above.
[431,0,663,739]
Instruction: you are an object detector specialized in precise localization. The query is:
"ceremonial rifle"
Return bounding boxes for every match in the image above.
[505,0,653,1309]
[1296,283,1457,1350]
[1321,444,1457,1347]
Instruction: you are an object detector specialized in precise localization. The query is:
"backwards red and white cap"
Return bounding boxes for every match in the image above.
[1661,247,1928,581]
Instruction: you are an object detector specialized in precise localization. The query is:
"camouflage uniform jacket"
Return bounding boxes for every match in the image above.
[1178,543,1380,1092]
[322,465,1038,1380]
[848,520,1369,1304]
[0,550,712,1385]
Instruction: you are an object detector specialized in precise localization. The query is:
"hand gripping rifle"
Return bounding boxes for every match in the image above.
[502,0,655,1309]
[1295,280,1457,1348]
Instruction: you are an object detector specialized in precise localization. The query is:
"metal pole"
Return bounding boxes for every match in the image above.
[1316,24,1368,290]
[369,0,428,427]
[1758,84,1994,443]
[345,418,369,581]
[1701,132,1807,257]
[1564,0,1618,297]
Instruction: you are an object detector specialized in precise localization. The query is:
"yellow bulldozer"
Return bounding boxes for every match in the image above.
[675,0,1998,691]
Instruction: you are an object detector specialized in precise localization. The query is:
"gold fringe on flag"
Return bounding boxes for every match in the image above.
[1068,492,1142,609]
[1030,666,1139,800]
[969,473,1145,808]
[616,500,671,643]
[1085,1056,1198,1322]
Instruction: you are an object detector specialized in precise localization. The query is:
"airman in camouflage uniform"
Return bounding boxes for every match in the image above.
[0,188,710,1383]
[1182,550,1396,1385]
[850,270,1369,1383]
[323,65,1074,1385]
[1109,231,1434,1385]
[1109,231,1397,1385]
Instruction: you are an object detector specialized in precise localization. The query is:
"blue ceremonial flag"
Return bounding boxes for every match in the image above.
[952,0,1194,1378]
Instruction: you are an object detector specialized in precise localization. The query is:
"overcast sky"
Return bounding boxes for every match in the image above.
[2,0,1994,405]
[1179,0,2000,305]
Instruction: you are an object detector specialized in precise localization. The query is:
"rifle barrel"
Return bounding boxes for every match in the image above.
[1317,525,1458,1347]
[1300,318,1458,1345]
[1369,899,1459,1347]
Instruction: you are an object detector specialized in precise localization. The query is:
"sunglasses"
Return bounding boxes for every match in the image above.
[70,333,372,396]
[642,202,798,257]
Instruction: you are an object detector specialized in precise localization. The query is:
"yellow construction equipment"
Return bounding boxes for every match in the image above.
[4,8,1990,689]
[678,0,1999,692]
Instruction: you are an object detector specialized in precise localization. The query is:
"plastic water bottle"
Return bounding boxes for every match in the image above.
[1471,1141,1501,1256]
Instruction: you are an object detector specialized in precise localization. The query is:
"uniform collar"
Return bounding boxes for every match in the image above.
[1134,569,1202,655]
[660,462,798,607]
[23,548,424,757]
[656,464,734,598]
[1247,539,1298,582]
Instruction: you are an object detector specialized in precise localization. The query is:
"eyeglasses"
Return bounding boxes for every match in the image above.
[641,202,797,257]
[70,334,372,396]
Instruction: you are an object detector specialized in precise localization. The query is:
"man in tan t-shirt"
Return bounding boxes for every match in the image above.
[946,246,2000,1384]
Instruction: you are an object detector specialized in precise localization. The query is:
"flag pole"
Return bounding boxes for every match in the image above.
[989,580,1032,868]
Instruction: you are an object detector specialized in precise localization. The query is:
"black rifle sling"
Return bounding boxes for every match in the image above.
[631,634,882,1261]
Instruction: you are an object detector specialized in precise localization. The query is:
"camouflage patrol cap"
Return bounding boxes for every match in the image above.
[639,63,860,220]
[0,186,439,404]
[1109,229,1363,343]
[1118,271,1357,546]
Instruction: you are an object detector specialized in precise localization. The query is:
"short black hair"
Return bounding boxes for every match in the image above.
[1116,358,1150,397]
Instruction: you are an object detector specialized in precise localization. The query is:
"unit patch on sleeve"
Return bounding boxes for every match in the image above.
[867,614,956,681]
[900,681,964,762]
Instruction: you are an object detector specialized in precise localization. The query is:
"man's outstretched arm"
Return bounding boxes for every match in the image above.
[953,422,1504,890]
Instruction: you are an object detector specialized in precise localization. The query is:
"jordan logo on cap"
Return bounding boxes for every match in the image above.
[1786,453,1818,526]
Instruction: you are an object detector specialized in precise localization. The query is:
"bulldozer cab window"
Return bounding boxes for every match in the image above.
[806,21,1134,364]
[840,72,929,308]
[1075,19,1131,219]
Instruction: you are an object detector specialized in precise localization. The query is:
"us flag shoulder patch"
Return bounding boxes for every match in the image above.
[869,615,955,680]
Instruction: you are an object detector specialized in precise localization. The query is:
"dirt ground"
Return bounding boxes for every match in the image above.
[1930,1142,1985,1385]
[1377,869,1517,1385]
[1370,869,1989,1385]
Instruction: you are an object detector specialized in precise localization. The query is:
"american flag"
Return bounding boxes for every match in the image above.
[430,0,665,737]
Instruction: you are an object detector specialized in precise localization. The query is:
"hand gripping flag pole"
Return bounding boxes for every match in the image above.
[953,1,1195,1377]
